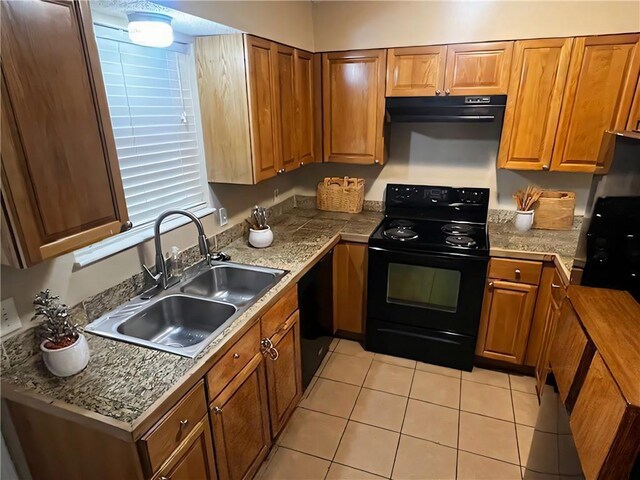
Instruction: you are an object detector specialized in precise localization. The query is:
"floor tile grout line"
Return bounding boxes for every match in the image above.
[389,367,416,478]
[509,374,524,480]
[456,371,462,479]
[330,459,390,479]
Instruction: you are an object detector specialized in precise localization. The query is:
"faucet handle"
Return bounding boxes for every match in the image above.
[211,251,231,262]
[142,264,161,283]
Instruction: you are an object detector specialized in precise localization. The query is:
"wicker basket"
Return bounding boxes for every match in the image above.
[317,177,365,213]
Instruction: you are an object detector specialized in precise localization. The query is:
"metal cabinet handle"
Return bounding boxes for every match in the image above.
[179,419,188,428]
[445,89,451,95]
[435,89,441,95]
[233,353,240,359]
[212,406,222,415]
[121,221,133,232]
[488,281,494,288]
[374,159,380,164]
[300,161,304,166]
[551,283,561,289]
[268,346,279,361]
[542,165,550,171]
[515,268,521,278]
[260,337,279,361]
[160,476,170,480]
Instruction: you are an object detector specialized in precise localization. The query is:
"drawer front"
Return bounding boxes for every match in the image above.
[549,300,594,410]
[206,322,261,401]
[261,286,298,340]
[142,381,208,474]
[551,269,567,306]
[489,258,543,284]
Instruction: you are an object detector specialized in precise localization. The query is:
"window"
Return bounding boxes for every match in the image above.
[74,25,211,266]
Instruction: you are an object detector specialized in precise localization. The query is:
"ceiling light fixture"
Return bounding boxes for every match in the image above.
[127,12,173,48]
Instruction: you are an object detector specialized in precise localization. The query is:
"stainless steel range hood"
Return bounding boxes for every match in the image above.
[385,95,507,123]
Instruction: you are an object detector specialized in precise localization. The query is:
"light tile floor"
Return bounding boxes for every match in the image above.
[258,339,584,480]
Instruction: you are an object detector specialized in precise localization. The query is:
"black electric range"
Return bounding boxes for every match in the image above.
[366,184,490,371]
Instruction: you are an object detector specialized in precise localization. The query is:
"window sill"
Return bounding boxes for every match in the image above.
[73,206,216,268]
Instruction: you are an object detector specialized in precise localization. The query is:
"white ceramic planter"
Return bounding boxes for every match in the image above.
[249,227,273,248]
[515,210,535,232]
[41,334,90,377]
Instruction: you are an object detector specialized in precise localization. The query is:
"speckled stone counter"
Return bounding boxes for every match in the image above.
[1,205,382,434]
[488,210,582,283]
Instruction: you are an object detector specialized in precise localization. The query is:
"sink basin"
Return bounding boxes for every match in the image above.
[85,260,287,358]
[181,265,279,305]
[117,295,236,348]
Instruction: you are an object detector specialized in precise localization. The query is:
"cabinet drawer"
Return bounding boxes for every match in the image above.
[141,381,208,474]
[549,300,594,410]
[261,286,298,340]
[206,322,261,401]
[489,258,542,284]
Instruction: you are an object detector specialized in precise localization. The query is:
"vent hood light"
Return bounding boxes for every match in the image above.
[127,12,173,48]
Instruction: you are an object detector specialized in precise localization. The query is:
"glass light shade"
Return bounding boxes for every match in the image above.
[127,13,173,48]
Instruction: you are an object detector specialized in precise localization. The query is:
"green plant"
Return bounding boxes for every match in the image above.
[33,290,81,349]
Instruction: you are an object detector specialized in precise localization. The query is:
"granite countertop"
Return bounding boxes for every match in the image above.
[0,206,382,431]
[488,210,583,282]
[1,203,582,432]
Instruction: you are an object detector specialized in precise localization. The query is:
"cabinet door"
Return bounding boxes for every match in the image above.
[498,38,573,171]
[1,0,128,267]
[153,417,217,480]
[386,46,446,97]
[264,311,302,437]
[550,34,640,173]
[627,77,640,132]
[549,300,594,411]
[534,295,560,400]
[475,279,538,365]
[323,50,387,165]
[294,50,318,166]
[443,42,513,95]
[333,242,367,335]
[274,43,297,173]
[210,353,271,480]
[245,36,278,183]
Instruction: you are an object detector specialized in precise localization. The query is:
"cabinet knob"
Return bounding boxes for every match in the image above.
[515,268,521,279]
[120,221,133,232]
[551,283,561,289]
[542,164,550,171]
[374,159,380,164]
[488,281,494,289]
[445,89,451,95]
[212,406,222,415]
[233,353,240,359]
[160,476,170,480]
[435,89,441,95]
[179,419,188,428]
[300,161,304,166]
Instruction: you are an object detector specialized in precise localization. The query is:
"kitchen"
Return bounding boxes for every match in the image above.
[1,1,640,479]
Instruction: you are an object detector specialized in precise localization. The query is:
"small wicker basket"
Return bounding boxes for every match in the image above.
[317,176,365,213]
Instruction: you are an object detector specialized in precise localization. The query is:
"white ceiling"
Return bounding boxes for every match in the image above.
[90,0,240,37]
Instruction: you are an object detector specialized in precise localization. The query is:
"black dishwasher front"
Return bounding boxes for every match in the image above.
[297,249,334,388]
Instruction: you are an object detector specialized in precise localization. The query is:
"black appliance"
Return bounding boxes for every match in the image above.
[385,95,506,123]
[366,184,490,371]
[298,249,334,388]
[581,197,640,302]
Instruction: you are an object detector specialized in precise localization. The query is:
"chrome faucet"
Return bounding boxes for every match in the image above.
[142,209,214,292]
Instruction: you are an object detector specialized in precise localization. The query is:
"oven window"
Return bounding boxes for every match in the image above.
[387,263,461,312]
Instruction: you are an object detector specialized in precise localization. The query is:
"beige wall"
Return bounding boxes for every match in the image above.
[312,0,640,51]
[295,122,594,213]
[157,0,315,51]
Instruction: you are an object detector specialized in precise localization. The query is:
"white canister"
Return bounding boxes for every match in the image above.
[40,334,90,377]
[515,210,535,232]
[249,227,274,248]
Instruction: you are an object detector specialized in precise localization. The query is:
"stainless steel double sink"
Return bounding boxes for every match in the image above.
[85,261,286,358]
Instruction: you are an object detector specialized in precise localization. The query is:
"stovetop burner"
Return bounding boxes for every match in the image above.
[383,226,419,241]
[441,223,474,236]
[445,235,477,247]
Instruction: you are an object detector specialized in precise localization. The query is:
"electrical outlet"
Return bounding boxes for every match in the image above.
[1,298,22,336]
[218,207,228,226]
[273,188,279,203]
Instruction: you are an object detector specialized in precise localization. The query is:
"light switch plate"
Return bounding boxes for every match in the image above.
[218,207,228,226]
[1,298,22,336]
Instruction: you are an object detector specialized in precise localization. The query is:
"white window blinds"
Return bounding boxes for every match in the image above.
[94,25,206,228]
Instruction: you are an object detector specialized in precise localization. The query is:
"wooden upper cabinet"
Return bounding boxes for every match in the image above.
[386,46,446,96]
[294,50,320,166]
[323,50,387,165]
[245,36,279,183]
[498,38,574,171]
[550,34,640,172]
[443,41,513,95]
[1,0,128,268]
[196,34,317,184]
[476,279,538,365]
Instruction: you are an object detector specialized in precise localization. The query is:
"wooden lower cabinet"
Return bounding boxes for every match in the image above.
[333,242,367,335]
[534,289,561,399]
[549,301,594,410]
[153,417,217,480]
[210,353,271,480]
[476,279,538,364]
[264,311,302,437]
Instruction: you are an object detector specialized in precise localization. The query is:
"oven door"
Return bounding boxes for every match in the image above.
[367,246,488,336]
